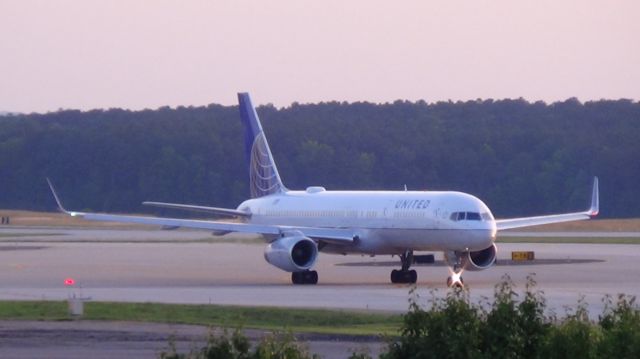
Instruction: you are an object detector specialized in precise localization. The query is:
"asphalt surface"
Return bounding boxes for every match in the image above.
[0,320,383,359]
[1,226,639,358]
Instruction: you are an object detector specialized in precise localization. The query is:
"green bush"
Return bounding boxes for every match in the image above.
[597,294,640,358]
[252,332,318,359]
[383,274,640,359]
[480,275,549,359]
[160,275,640,359]
[158,329,316,359]
[382,287,482,359]
[539,298,600,359]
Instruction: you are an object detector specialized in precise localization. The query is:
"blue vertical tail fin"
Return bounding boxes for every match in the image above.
[238,93,287,198]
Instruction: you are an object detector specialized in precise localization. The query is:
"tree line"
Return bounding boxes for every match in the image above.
[0,98,638,218]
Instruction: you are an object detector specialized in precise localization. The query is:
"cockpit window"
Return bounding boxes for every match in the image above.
[466,212,481,221]
[450,212,465,221]
[450,211,486,221]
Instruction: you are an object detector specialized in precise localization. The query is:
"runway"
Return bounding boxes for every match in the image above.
[1,227,640,317]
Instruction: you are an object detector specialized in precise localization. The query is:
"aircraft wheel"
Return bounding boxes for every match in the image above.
[292,272,301,284]
[391,270,416,284]
[390,269,399,283]
[305,270,318,284]
[409,270,417,283]
[292,270,318,285]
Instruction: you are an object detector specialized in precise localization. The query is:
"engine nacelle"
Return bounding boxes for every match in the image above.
[462,243,497,271]
[264,235,318,272]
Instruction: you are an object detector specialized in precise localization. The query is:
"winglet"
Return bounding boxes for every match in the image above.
[588,176,599,217]
[46,178,74,215]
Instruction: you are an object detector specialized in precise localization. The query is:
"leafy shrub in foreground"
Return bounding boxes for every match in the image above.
[480,275,549,359]
[382,287,482,359]
[539,298,600,359]
[598,294,640,359]
[383,274,640,359]
[159,275,640,359]
[158,329,317,359]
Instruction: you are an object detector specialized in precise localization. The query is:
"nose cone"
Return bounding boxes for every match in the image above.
[463,227,496,251]
[488,220,497,243]
[474,197,497,246]
[487,215,497,241]
[476,225,496,250]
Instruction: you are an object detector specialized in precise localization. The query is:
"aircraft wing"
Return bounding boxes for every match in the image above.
[142,201,251,218]
[67,211,281,234]
[47,179,355,245]
[61,212,355,245]
[495,177,599,231]
[293,227,357,245]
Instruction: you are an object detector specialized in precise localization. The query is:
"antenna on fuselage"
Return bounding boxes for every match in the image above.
[403,184,408,192]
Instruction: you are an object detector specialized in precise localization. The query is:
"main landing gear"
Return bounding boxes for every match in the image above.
[292,270,318,285]
[390,250,417,284]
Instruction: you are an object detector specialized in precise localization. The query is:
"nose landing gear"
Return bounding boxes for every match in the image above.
[446,270,464,288]
[444,251,466,288]
[446,263,465,288]
[390,250,417,284]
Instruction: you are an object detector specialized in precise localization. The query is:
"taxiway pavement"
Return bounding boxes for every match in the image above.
[1,227,639,317]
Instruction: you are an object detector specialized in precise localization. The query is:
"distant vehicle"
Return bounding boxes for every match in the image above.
[48,93,599,287]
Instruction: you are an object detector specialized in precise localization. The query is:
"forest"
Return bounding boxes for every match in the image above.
[0,97,638,218]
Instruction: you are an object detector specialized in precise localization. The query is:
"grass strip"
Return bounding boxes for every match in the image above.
[0,301,402,336]
[498,236,640,244]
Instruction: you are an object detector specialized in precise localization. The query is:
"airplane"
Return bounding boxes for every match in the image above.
[47,93,599,287]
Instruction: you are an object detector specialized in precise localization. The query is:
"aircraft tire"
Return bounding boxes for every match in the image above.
[391,270,416,284]
[305,270,318,284]
[390,269,399,283]
[292,270,318,285]
[409,270,417,283]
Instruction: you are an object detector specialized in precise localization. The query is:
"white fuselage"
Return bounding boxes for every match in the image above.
[238,187,497,255]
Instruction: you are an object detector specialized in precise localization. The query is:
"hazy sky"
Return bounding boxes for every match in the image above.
[1,1,638,113]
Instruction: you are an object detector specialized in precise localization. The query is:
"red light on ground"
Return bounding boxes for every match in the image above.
[64,278,75,286]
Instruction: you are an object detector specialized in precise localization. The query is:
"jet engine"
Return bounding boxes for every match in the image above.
[462,243,497,271]
[264,235,318,272]
[446,244,497,271]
